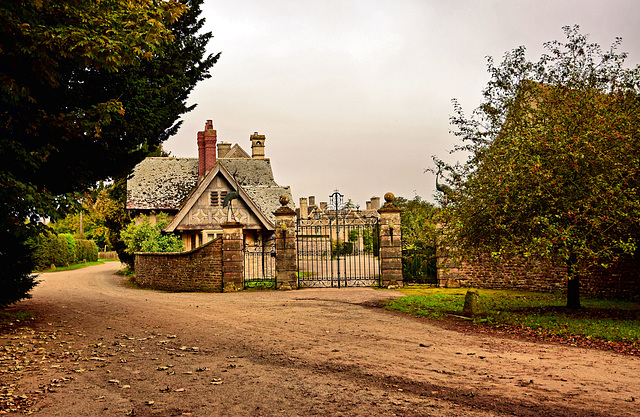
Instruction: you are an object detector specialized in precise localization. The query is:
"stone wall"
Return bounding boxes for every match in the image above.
[438,253,640,301]
[581,255,640,301]
[438,255,566,293]
[135,238,223,292]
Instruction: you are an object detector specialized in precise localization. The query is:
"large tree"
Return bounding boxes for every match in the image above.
[0,0,218,306]
[434,26,640,308]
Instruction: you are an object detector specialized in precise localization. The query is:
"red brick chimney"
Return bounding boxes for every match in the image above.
[198,120,217,182]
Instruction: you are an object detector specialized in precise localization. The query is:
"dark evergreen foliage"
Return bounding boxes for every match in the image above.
[0,0,217,306]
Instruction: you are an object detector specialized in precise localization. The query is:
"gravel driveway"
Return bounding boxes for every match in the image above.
[1,262,638,416]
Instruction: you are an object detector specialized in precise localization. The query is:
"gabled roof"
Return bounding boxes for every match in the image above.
[163,159,293,232]
[219,158,292,225]
[126,157,198,210]
[220,144,251,159]
[126,139,293,232]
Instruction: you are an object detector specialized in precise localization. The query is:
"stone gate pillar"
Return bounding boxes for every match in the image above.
[378,192,403,288]
[273,195,297,290]
[221,221,244,292]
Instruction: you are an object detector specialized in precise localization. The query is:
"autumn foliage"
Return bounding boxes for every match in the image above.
[434,26,640,307]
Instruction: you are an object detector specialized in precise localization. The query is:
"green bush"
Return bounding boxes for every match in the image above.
[120,213,184,269]
[61,233,77,264]
[331,240,354,256]
[29,230,98,270]
[75,239,98,262]
[1,231,38,308]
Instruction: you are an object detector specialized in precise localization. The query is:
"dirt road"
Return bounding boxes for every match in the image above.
[1,263,639,416]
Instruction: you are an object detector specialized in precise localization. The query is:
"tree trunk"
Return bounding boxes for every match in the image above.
[566,250,581,309]
[566,275,581,309]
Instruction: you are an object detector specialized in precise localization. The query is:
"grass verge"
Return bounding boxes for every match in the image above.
[37,260,105,273]
[385,286,640,350]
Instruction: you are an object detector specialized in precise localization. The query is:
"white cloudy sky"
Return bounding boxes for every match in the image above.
[163,0,640,208]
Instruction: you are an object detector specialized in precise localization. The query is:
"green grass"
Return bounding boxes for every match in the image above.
[116,266,135,276]
[37,260,105,273]
[385,286,640,345]
[243,280,276,290]
[0,311,34,326]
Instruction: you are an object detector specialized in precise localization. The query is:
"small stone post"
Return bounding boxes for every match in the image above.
[274,195,297,290]
[378,192,403,288]
[221,221,244,292]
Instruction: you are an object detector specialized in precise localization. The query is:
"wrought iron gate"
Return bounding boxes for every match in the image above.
[296,216,380,287]
[244,236,276,288]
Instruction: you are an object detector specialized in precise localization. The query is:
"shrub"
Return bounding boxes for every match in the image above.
[61,233,77,264]
[1,231,38,307]
[76,239,98,262]
[120,213,184,269]
[28,230,98,270]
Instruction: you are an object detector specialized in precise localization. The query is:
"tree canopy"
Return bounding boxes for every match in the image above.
[434,25,640,307]
[0,0,218,306]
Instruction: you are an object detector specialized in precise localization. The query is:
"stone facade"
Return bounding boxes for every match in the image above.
[135,239,223,292]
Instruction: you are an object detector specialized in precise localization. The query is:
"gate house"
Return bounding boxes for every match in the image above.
[134,193,403,291]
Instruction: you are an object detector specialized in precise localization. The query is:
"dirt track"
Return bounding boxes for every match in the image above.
[1,262,639,416]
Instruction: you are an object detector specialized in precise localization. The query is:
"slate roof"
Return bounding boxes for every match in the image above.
[219,158,292,225]
[126,155,292,226]
[126,157,198,210]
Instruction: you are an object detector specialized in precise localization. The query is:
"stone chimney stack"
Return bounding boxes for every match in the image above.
[250,132,266,159]
[198,120,217,181]
[299,197,308,219]
[320,202,328,211]
[366,201,372,210]
[308,196,316,207]
[217,141,231,158]
[370,197,380,210]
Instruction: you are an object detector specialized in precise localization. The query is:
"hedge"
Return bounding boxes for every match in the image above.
[29,231,98,271]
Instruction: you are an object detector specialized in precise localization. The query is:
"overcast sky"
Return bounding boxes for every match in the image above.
[163,0,640,208]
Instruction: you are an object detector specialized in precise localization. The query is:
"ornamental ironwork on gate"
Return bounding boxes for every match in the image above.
[244,235,276,289]
[296,190,380,287]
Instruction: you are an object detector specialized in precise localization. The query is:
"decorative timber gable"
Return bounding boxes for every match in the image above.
[164,162,276,233]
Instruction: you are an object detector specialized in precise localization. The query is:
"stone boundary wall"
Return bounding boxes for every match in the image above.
[438,255,566,293]
[135,238,223,292]
[438,253,640,301]
[582,256,640,301]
